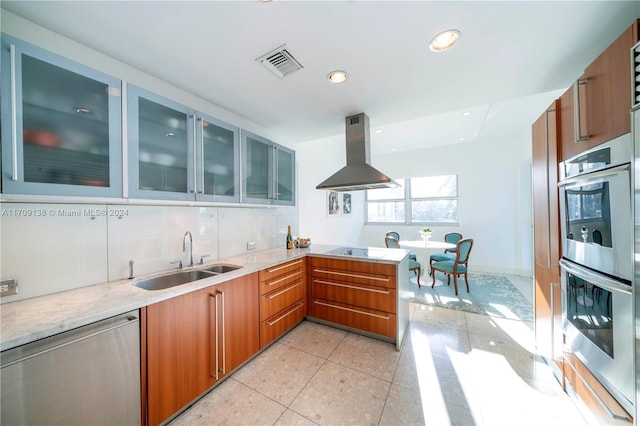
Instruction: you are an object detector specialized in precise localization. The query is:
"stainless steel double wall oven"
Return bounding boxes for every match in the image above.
[558,133,634,413]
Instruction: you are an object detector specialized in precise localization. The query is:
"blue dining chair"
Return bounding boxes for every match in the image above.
[385,236,422,286]
[429,232,463,275]
[430,238,474,295]
[385,231,417,261]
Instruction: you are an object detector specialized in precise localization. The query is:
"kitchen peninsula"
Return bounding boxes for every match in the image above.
[1,244,410,425]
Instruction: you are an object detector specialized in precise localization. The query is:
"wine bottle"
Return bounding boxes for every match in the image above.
[286,225,293,250]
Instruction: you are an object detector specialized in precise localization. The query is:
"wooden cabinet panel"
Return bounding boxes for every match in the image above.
[146,290,213,426]
[561,21,638,161]
[311,278,396,313]
[261,279,305,321]
[216,273,260,375]
[564,353,632,424]
[259,259,306,348]
[534,265,552,359]
[308,256,398,341]
[310,298,396,339]
[145,273,259,426]
[260,301,305,348]
[310,257,396,289]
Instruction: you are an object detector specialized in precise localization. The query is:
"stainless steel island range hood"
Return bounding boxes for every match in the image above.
[316,113,399,191]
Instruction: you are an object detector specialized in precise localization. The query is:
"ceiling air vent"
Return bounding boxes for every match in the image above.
[256,44,303,79]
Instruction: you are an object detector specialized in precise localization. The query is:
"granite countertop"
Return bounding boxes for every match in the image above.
[0,244,408,351]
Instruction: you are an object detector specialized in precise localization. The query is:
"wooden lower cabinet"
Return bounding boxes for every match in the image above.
[145,273,259,425]
[309,257,397,340]
[259,258,306,348]
[563,353,632,425]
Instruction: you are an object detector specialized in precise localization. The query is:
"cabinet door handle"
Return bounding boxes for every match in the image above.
[217,289,226,376]
[198,116,205,194]
[313,300,390,320]
[191,114,197,194]
[266,302,303,326]
[209,292,219,380]
[313,279,391,294]
[573,78,590,141]
[10,44,18,181]
[265,259,304,273]
[265,270,303,287]
[267,280,303,299]
[313,268,390,283]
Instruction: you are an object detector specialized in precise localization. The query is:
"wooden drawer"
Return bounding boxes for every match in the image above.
[261,279,305,321]
[310,258,396,290]
[311,278,396,313]
[259,258,305,284]
[563,352,632,424]
[260,302,305,348]
[310,298,395,339]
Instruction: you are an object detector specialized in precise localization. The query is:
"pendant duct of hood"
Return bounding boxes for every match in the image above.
[316,113,399,191]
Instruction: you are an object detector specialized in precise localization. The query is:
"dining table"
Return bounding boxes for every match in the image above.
[400,239,456,287]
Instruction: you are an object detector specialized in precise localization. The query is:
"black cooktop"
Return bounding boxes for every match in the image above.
[327,247,387,258]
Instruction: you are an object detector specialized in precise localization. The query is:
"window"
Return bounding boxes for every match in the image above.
[366,175,458,224]
[566,183,605,221]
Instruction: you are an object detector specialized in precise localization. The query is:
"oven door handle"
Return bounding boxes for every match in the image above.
[559,259,632,295]
[557,163,630,188]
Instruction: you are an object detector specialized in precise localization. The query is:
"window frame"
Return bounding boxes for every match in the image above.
[365,175,459,225]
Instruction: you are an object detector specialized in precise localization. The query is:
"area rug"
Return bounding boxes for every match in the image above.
[409,273,533,324]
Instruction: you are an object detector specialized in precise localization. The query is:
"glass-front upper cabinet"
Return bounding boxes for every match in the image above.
[241,130,295,206]
[1,34,122,197]
[195,112,240,203]
[127,84,194,201]
[127,84,240,202]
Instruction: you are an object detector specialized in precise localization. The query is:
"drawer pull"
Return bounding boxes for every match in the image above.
[313,279,390,294]
[313,268,390,282]
[265,270,303,287]
[266,259,304,273]
[266,302,304,326]
[267,281,303,299]
[313,300,390,320]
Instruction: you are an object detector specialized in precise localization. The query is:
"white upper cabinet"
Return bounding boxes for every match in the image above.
[1,34,123,197]
[241,130,295,206]
[126,85,240,202]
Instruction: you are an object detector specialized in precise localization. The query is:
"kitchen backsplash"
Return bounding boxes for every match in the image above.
[0,203,298,303]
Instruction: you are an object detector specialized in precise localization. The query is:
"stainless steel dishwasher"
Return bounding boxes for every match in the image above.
[1,310,141,425]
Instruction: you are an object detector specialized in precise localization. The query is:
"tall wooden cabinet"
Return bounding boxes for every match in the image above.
[145,273,259,425]
[532,100,563,378]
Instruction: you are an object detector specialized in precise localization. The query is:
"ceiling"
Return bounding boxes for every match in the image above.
[3,1,639,154]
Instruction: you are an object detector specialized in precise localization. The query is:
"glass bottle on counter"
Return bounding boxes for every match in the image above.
[286,226,293,250]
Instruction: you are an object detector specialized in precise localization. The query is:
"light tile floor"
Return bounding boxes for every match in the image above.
[170,301,587,426]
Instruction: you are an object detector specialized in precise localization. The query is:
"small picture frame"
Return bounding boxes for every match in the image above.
[342,193,351,215]
[327,191,339,215]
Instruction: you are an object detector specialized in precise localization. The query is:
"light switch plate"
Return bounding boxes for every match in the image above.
[1,278,18,296]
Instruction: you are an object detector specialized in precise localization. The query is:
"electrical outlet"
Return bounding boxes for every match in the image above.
[247,241,256,250]
[0,278,18,296]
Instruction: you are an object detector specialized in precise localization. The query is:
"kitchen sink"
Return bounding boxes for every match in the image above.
[132,264,243,291]
[200,264,241,274]
[132,270,216,291]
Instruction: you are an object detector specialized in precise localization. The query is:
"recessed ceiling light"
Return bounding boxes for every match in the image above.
[328,70,348,84]
[429,29,460,52]
[459,137,465,141]
[75,107,91,114]
[375,129,383,134]
[165,132,175,137]
[461,111,471,117]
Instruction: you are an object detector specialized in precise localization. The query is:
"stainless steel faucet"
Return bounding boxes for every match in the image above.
[128,259,134,279]
[183,231,194,267]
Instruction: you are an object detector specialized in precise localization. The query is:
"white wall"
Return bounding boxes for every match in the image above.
[296,128,535,277]
[0,12,300,303]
